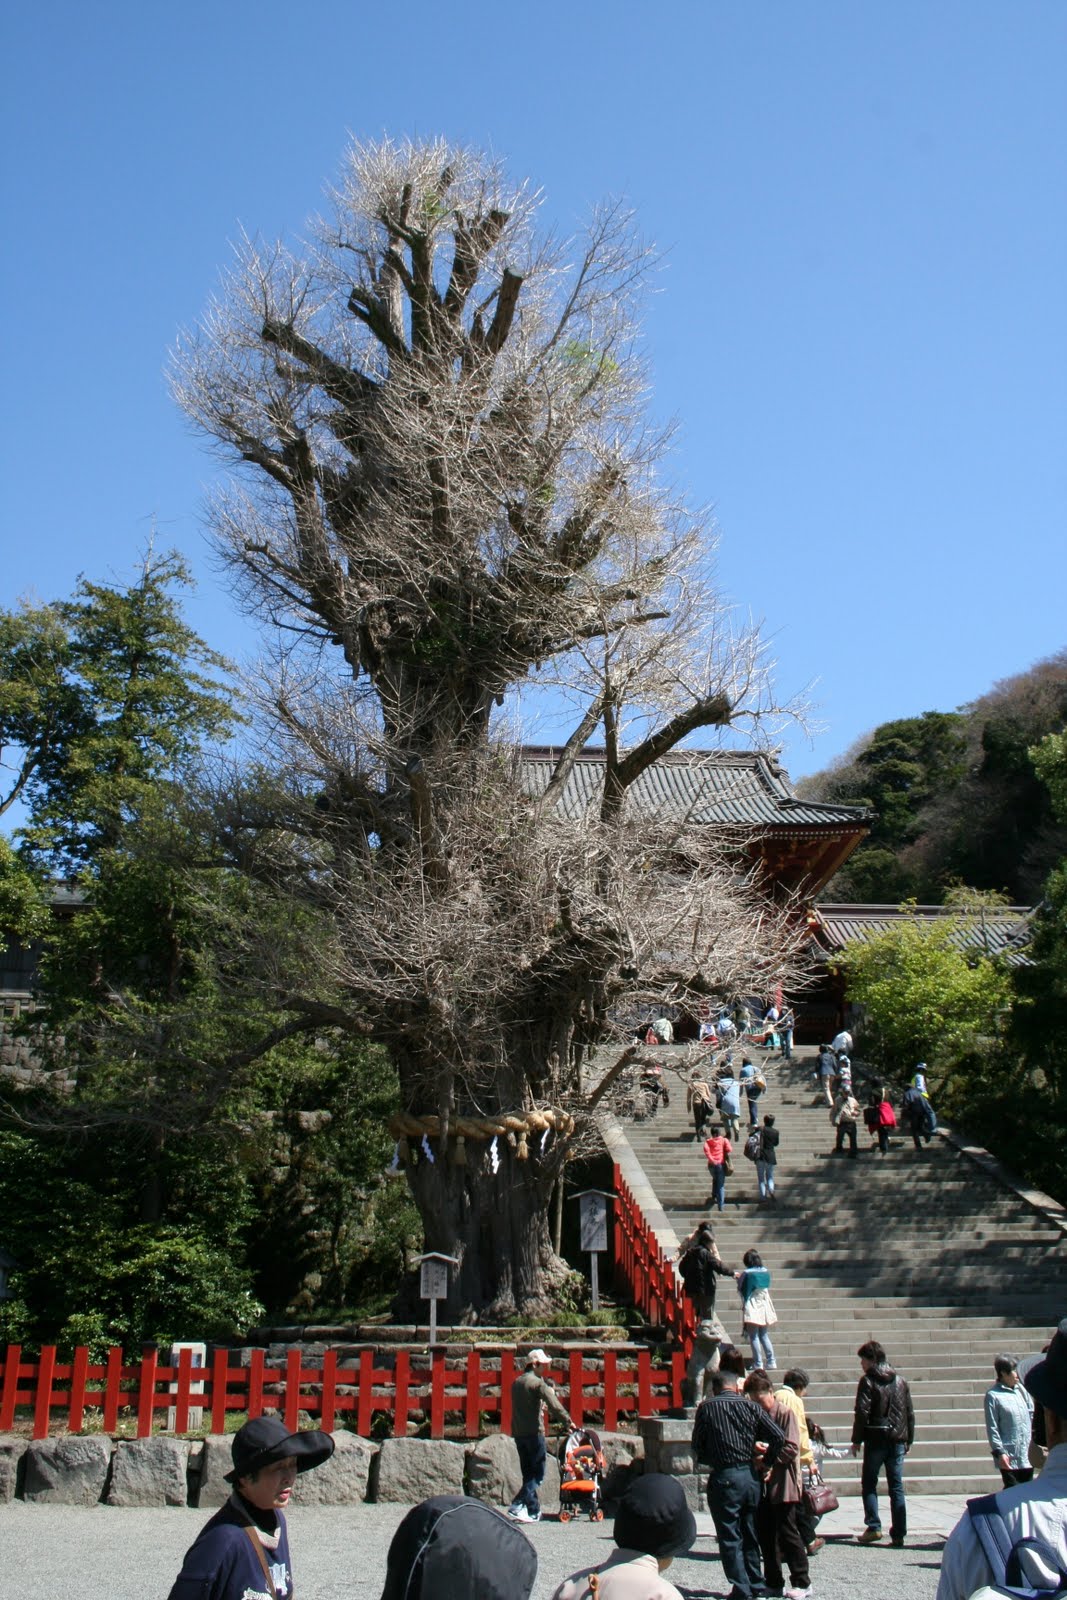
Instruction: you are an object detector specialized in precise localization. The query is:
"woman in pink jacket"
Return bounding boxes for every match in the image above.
[702,1124,732,1213]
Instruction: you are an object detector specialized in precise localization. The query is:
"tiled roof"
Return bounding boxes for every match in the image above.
[519,747,872,831]
[812,903,1034,965]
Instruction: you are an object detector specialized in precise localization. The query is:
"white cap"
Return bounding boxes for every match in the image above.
[525,1348,551,1366]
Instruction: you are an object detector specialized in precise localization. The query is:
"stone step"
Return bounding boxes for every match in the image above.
[612,1044,1064,1498]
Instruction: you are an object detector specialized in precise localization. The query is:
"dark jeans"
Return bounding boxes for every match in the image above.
[861,1438,906,1537]
[757,1498,810,1589]
[708,1160,726,1211]
[1000,1465,1035,1488]
[707,1464,764,1595]
[510,1432,546,1515]
[876,1126,890,1154]
[836,1121,858,1156]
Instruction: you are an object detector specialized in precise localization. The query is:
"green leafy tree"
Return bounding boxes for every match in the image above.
[1,559,413,1344]
[833,896,1012,1078]
[803,654,1067,904]
[1004,729,1067,1197]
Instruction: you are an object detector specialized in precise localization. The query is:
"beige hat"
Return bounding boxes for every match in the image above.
[524,1348,551,1366]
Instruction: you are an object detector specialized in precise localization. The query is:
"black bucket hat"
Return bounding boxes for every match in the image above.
[1024,1317,1067,1419]
[613,1473,697,1559]
[224,1415,335,1483]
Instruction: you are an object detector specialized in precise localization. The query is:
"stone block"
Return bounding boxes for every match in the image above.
[597,1431,645,1503]
[24,1434,112,1504]
[195,1434,234,1508]
[107,1436,190,1506]
[289,1431,376,1504]
[0,1435,28,1502]
[464,1431,561,1510]
[671,1471,704,1512]
[371,1437,467,1502]
[654,1438,697,1476]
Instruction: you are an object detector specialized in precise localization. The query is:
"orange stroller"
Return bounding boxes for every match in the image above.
[558,1427,606,1522]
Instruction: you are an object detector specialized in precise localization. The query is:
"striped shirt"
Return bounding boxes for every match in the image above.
[692,1388,786,1471]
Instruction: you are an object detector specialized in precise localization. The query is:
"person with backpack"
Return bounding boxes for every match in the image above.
[754,1113,779,1204]
[816,1043,837,1107]
[702,1123,733,1212]
[851,1338,914,1546]
[677,1222,735,1323]
[936,1316,1067,1600]
[875,1087,897,1153]
[739,1058,766,1127]
[901,1078,935,1150]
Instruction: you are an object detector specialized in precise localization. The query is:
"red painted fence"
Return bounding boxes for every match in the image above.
[0,1343,687,1441]
[611,1161,694,1347]
[0,1162,692,1440]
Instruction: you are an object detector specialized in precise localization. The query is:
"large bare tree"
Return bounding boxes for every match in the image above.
[173,138,802,1317]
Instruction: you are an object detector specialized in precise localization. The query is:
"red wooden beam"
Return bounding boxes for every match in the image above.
[211,1348,232,1432]
[102,1348,123,1434]
[393,1349,410,1438]
[33,1346,56,1439]
[0,1345,22,1432]
[284,1351,302,1431]
[68,1346,90,1434]
[320,1350,337,1432]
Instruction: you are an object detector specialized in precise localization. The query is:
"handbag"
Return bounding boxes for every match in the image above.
[723,1152,734,1175]
[803,1472,839,1517]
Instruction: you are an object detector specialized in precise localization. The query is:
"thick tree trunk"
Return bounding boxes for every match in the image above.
[405,1143,568,1320]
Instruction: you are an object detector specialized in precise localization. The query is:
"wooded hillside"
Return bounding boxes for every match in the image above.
[798,651,1067,904]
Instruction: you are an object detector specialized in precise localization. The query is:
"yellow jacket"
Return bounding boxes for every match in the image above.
[775,1383,814,1472]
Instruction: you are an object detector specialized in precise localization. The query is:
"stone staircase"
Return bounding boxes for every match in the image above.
[614,1044,1067,1498]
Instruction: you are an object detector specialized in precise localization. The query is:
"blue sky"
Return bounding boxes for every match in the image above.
[3,0,1064,779]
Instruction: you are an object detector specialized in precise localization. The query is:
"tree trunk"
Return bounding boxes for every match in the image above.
[404,1131,571,1321]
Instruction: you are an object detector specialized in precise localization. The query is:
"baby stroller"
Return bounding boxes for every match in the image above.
[558,1427,606,1522]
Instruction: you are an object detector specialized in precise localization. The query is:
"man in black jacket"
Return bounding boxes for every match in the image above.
[678,1223,735,1321]
[851,1339,915,1547]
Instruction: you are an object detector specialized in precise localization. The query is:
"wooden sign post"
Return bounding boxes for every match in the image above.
[571,1190,612,1311]
[417,1252,459,1344]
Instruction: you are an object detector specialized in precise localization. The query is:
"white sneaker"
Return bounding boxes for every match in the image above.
[785,1587,813,1599]
[508,1505,531,1521]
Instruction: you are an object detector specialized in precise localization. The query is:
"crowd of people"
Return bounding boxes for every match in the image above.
[165,1318,1067,1600]
[163,1009,1064,1600]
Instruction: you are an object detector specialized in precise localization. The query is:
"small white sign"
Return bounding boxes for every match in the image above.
[420,1258,450,1300]
[578,1192,609,1254]
[167,1342,206,1432]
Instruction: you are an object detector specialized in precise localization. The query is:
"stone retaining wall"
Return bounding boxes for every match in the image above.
[0,1429,644,1509]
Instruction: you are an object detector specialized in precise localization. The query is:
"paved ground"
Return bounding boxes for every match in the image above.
[1,1495,957,1598]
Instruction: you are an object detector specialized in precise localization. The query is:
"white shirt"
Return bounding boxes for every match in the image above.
[831,1030,853,1054]
[935,1440,1067,1600]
